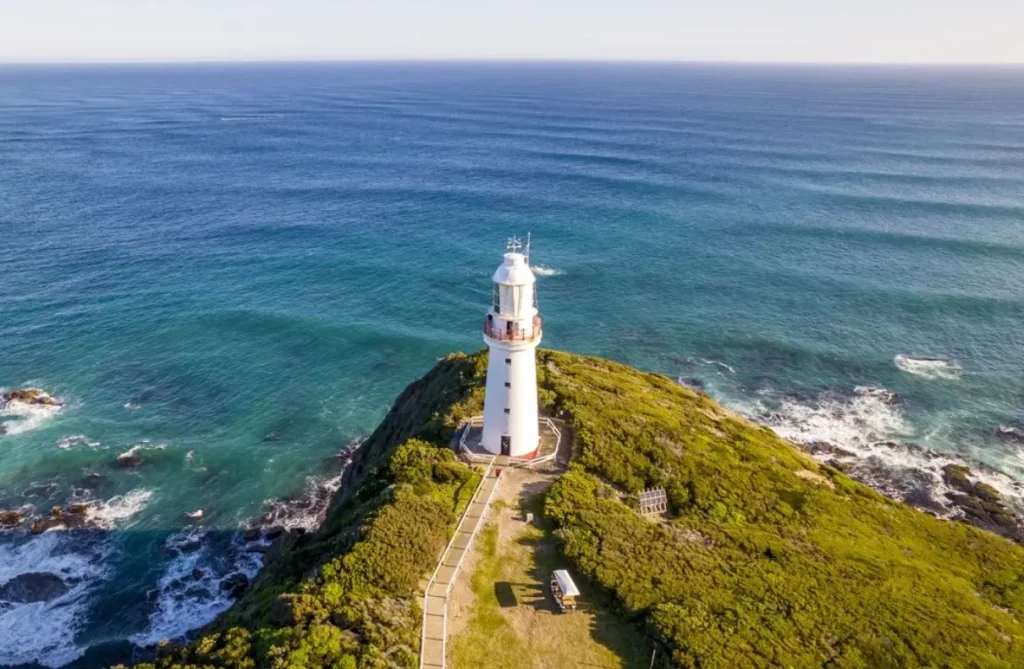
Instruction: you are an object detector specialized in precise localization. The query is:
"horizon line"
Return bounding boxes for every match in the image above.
[1,57,1023,68]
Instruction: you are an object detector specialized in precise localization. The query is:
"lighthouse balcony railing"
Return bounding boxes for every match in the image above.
[483,316,542,343]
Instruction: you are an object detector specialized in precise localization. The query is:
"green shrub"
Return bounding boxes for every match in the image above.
[538,349,1024,668]
[125,348,1024,668]
[123,354,487,669]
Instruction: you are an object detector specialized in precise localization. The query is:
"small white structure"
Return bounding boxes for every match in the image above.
[550,569,580,612]
[481,238,542,457]
[638,488,669,515]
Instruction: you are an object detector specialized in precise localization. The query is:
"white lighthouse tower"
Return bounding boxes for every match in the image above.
[481,238,542,458]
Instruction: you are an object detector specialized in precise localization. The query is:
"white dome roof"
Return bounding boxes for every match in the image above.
[492,253,535,285]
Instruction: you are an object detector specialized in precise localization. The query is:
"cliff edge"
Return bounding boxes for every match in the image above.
[122,350,1024,668]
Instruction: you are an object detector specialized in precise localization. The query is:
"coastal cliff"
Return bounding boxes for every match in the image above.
[122,350,1024,668]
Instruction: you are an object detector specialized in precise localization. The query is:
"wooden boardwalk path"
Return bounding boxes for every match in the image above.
[420,460,501,669]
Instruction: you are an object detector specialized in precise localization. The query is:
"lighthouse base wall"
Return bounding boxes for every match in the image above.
[481,344,540,457]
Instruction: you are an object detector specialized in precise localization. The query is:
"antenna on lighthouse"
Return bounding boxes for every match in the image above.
[506,236,523,254]
[525,232,532,264]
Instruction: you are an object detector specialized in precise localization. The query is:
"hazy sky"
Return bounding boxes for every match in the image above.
[1,0,1022,64]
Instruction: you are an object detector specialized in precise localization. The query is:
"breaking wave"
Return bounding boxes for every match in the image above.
[743,385,1024,517]
[130,529,264,648]
[85,489,154,530]
[0,393,64,436]
[894,354,962,380]
[257,473,344,532]
[57,435,100,450]
[255,441,360,532]
[0,532,110,667]
[531,265,564,277]
[131,443,359,649]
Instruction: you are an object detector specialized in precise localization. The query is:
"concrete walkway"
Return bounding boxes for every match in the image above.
[420,462,501,669]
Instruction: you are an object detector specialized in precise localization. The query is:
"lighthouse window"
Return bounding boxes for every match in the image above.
[503,408,510,414]
[505,358,511,364]
[504,382,511,388]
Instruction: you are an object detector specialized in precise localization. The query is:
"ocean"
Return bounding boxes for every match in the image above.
[0,63,1023,667]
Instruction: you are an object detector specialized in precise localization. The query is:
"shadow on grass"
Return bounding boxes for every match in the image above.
[494,581,517,608]
[517,483,655,668]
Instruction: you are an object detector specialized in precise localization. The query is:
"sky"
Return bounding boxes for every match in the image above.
[0,0,1022,64]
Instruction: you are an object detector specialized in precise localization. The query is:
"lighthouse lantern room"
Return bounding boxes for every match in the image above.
[481,238,542,458]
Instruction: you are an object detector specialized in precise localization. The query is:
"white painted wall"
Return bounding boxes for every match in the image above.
[481,251,541,457]
[481,341,540,457]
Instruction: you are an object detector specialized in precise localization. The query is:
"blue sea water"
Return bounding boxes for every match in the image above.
[1,63,1023,666]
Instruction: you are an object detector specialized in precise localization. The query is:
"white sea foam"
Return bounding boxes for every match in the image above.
[757,386,911,450]
[131,529,264,648]
[85,489,153,530]
[700,358,736,374]
[743,386,1024,516]
[531,265,564,277]
[0,532,109,667]
[0,391,64,436]
[894,354,962,380]
[259,473,344,532]
[998,426,1024,442]
[57,435,100,450]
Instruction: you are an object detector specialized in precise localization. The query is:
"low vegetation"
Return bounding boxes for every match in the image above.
[450,496,647,668]
[538,350,1024,667]
[123,349,1024,668]
[118,353,488,669]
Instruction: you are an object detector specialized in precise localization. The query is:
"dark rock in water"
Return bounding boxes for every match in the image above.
[903,487,945,514]
[29,517,65,534]
[246,544,270,554]
[996,426,1024,445]
[0,509,23,528]
[264,526,285,540]
[0,572,69,603]
[220,572,249,599]
[935,464,1024,542]
[191,568,206,581]
[181,509,204,522]
[948,493,1023,540]
[677,377,705,391]
[805,442,856,459]
[79,473,111,490]
[3,388,60,406]
[116,449,143,468]
[823,459,849,473]
[66,503,91,516]
[29,504,94,534]
[942,464,974,494]
[973,482,1002,503]
[22,483,59,499]
[242,527,262,542]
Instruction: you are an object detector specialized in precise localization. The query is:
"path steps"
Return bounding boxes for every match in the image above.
[420,461,501,669]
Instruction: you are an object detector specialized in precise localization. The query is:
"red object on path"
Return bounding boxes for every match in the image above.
[494,468,503,478]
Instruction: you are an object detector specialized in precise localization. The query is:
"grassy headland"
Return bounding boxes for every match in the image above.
[121,349,1024,668]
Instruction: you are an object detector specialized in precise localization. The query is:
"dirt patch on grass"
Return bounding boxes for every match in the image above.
[795,468,836,489]
[448,468,649,669]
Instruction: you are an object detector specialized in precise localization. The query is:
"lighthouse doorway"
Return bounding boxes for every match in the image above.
[500,436,511,456]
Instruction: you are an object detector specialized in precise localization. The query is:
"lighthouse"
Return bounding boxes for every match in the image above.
[481,239,543,458]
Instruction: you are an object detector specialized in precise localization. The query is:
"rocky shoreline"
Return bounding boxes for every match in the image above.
[0,387,64,436]
[0,396,369,638]
[801,439,1024,543]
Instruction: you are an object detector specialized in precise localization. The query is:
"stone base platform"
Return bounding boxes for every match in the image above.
[457,416,564,468]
